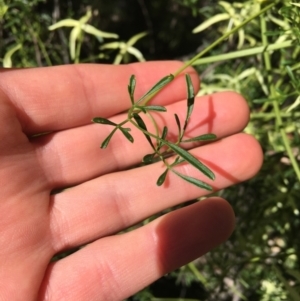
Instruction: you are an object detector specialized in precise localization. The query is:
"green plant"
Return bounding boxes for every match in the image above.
[93,73,217,190]
[48,8,118,63]
[2,0,300,299]
[0,0,52,67]
[2,43,21,67]
[1,1,151,66]
[193,0,261,49]
[92,2,276,191]
[99,31,148,64]
[192,1,300,184]
[0,0,8,20]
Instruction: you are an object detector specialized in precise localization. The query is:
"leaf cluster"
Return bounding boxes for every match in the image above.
[93,73,217,190]
[0,0,148,66]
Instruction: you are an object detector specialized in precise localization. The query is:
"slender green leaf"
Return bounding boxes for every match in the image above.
[186,73,195,103]
[143,105,167,112]
[0,3,8,20]
[137,74,174,104]
[286,96,300,113]
[127,31,148,47]
[79,9,92,25]
[70,26,80,60]
[143,153,155,164]
[134,105,167,113]
[182,134,217,143]
[157,126,168,151]
[132,113,155,149]
[192,13,230,33]
[128,75,136,104]
[127,46,145,62]
[172,170,213,191]
[174,114,182,138]
[184,74,195,131]
[165,142,215,180]
[119,127,134,143]
[291,2,300,8]
[134,106,147,113]
[132,113,146,129]
[101,128,118,149]
[82,24,118,39]
[3,43,22,68]
[48,19,79,30]
[286,65,297,83]
[161,126,168,140]
[157,168,169,186]
[92,117,117,126]
[100,41,121,50]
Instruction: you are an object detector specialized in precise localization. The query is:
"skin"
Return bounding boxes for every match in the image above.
[0,61,263,301]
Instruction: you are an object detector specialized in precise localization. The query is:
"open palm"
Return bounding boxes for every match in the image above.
[0,61,262,301]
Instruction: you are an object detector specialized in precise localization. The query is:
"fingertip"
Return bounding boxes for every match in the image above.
[201,197,236,243]
[231,133,263,180]
[215,91,250,132]
[228,91,250,129]
[155,197,235,274]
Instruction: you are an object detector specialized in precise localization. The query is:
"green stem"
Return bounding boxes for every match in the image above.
[131,2,277,108]
[75,32,84,64]
[187,262,208,286]
[26,20,52,66]
[251,112,300,119]
[145,111,160,144]
[173,1,277,77]
[128,103,161,145]
[260,14,300,182]
[129,118,175,157]
[117,118,131,128]
[192,40,294,66]
[129,119,163,142]
[36,33,52,66]
[11,25,29,67]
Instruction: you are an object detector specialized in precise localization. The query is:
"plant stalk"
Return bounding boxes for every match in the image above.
[192,40,294,66]
[260,13,300,182]
[173,1,277,77]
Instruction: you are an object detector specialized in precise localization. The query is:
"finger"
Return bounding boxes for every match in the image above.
[40,197,235,301]
[33,91,249,187]
[49,133,263,251]
[0,62,198,134]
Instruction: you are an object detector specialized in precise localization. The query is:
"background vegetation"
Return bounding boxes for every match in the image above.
[1,0,300,300]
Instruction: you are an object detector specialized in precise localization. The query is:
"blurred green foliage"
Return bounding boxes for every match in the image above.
[1,0,300,300]
[0,0,212,65]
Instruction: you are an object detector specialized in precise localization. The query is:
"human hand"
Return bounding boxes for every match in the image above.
[0,61,262,301]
